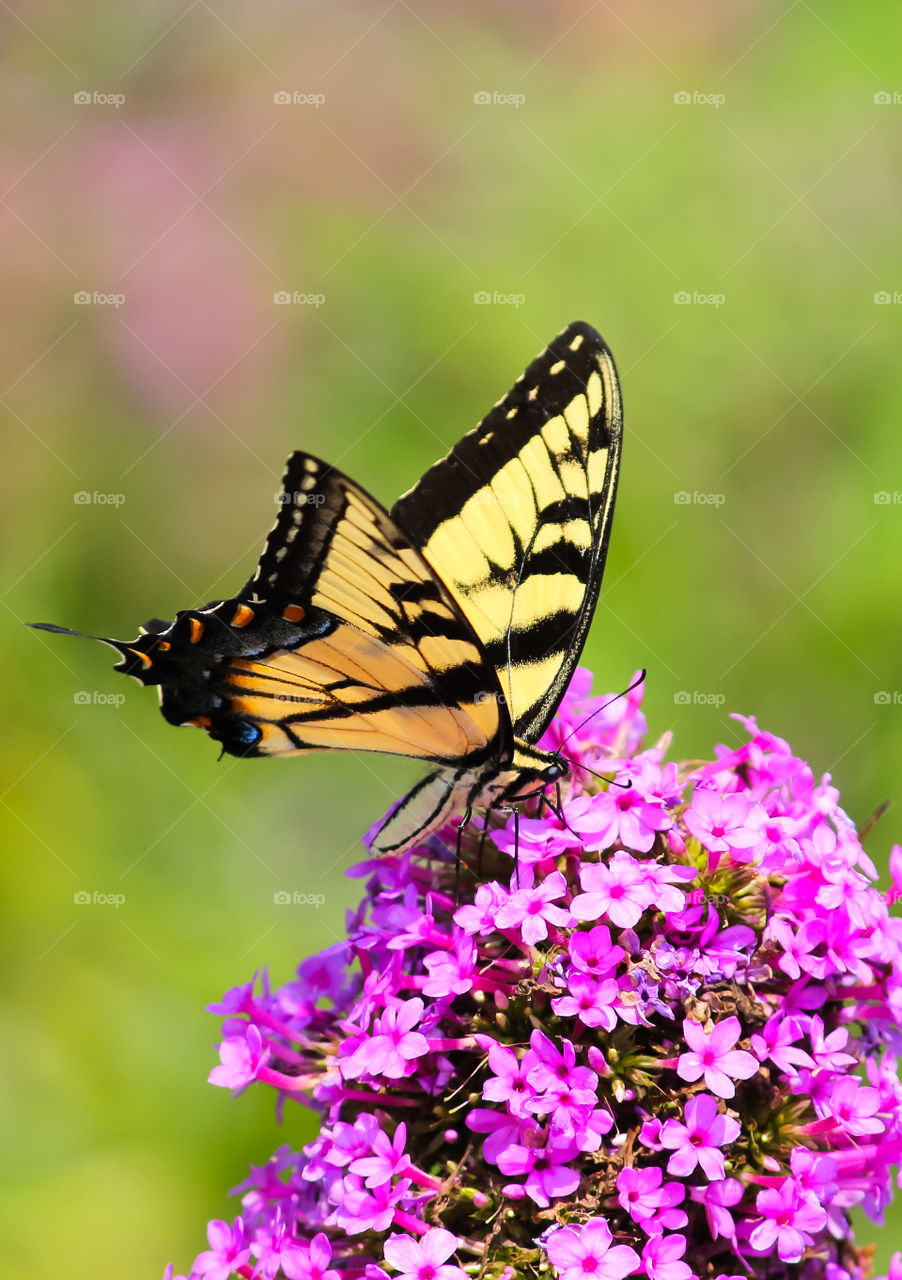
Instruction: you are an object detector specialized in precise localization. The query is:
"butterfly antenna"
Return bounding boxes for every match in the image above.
[558,755,634,792]
[557,668,647,752]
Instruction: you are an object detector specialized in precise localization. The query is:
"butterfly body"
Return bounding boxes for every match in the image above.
[32,321,622,854]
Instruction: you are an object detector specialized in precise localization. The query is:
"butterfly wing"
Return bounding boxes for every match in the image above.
[390,321,622,743]
[228,451,506,764]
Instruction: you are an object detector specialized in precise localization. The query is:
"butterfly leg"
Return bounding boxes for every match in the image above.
[455,806,473,899]
[477,804,495,878]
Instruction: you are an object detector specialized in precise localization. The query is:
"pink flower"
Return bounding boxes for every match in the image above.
[822,1076,885,1136]
[660,1093,740,1180]
[422,936,477,997]
[342,999,430,1081]
[684,788,766,863]
[641,1233,693,1280]
[571,851,657,928]
[482,1042,536,1119]
[545,1218,640,1280]
[497,1130,581,1207]
[493,870,571,945]
[689,1178,742,1242]
[749,1181,827,1262]
[349,1122,412,1187]
[193,1218,251,1280]
[281,1232,340,1280]
[567,784,672,854]
[617,1165,687,1233]
[208,1025,270,1090]
[382,1228,467,1280]
[676,1016,758,1099]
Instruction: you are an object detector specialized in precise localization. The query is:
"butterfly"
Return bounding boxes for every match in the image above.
[32,321,622,855]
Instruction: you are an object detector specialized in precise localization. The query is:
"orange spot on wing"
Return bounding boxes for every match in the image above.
[282,604,305,622]
[231,604,255,628]
[157,640,171,651]
[128,648,152,669]
[189,618,204,643]
[186,715,212,728]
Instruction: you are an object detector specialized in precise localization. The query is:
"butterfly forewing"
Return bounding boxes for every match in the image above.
[390,321,622,742]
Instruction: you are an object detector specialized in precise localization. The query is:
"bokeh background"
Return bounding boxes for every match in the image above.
[3,2,902,1274]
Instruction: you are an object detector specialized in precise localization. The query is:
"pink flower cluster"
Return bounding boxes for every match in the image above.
[169,669,902,1280]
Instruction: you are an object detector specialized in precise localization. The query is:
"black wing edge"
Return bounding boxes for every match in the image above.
[239,450,392,603]
[390,321,623,740]
[390,322,621,547]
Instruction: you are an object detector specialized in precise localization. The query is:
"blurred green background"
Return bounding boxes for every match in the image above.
[2,2,902,1274]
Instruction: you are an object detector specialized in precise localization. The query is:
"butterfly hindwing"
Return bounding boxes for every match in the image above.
[229,452,506,764]
[390,321,622,742]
